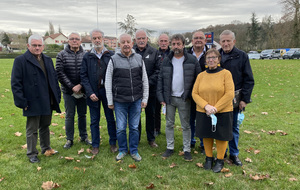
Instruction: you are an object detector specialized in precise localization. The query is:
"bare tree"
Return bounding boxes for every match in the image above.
[280,0,300,47]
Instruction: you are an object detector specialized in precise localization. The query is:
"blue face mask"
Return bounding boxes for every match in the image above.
[237,112,244,126]
[210,114,217,132]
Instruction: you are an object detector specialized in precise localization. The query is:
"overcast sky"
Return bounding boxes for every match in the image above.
[0,0,283,37]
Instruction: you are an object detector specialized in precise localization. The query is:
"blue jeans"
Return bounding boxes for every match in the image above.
[63,93,87,141]
[190,100,203,147]
[89,88,117,148]
[114,99,141,154]
[229,109,239,155]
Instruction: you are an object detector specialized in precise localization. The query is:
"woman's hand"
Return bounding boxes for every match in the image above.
[204,104,217,115]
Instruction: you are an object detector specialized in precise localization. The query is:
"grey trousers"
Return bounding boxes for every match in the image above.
[165,97,191,152]
[26,115,52,158]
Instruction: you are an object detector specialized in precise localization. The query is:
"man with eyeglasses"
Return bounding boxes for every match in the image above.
[80,29,117,155]
[56,32,91,149]
[133,29,160,148]
[11,34,61,163]
[219,30,254,166]
[187,30,209,153]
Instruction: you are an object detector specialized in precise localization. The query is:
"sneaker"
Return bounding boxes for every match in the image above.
[63,140,73,149]
[116,151,127,161]
[184,151,193,161]
[131,152,142,162]
[162,149,174,158]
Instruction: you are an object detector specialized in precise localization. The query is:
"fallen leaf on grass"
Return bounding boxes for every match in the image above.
[51,123,58,126]
[120,167,123,171]
[0,117,2,120]
[221,168,230,173]
[1,95,5,98]
[50,131,55,135]
[74,167,80,170]
[245,158,252,163]
[261,129,266,132]
[11,113,15,116]
[76,160,80,163]
[268,131,276,135]
[41,181,60,190]
[178,151,184,156]
[279,131,288,136]
[146,183,154,189]
[204,182,214,186]
[194,151,198,154]
[86,148,92,153]
[225,173,233,177]
[169,162,177,168]
[151,154,157,156]
[44,149,57,156]
[14,132,22,136]
[244,130,252,134]
[62,126,65,130]
[65,157,74,161]
[54,113,60,116]
[242,170,247,176]
[289,178,298,181]
[0,149,2,152]
[156,175,163,179]
[129,163,136,168]
[196,163,203,168]
[116,160,122,163]
[78,148,84,155]
[9,125,14,127]
[0,177,5,182]
[60,115,65,119]
[250,174,270,180]
[254,150,261,154]
[261,112,268,115]
[37,167,42,171]
[245,147,254,152]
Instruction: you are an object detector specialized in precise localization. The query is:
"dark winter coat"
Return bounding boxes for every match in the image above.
[56,45,85,94]
[219,46,254,104]
[187,45,209,72]
[156,50,201,104]
[11,50,61,116]
[80,49,114,107]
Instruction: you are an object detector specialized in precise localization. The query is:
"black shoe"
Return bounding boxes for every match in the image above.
[29,156,40,163]
[63,140,73,149]
[81,138,92,145]
[212,159,224,173]
[162,149,174,158]
[204,157,214,170]
[229,155,243,166]
[184,151,193,161]
[224,152,228,159]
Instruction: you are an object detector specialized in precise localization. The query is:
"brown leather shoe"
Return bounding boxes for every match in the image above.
[148,141,158,148]
[92,147,99,155]
[110,145,118,153]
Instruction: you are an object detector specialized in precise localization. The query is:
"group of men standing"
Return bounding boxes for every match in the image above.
[11,28,254,166]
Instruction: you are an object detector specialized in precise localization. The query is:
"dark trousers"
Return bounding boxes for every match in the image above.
[89,88,117,148]
[139,95,156,142]
[155,98,161,132]
[26,115,52,158]
[63,93,87,141]
[190,100,204,147]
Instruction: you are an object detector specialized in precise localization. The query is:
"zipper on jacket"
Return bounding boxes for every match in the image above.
[128,57,134,102]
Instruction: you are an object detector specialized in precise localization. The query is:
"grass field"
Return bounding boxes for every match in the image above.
[0,58,299,189]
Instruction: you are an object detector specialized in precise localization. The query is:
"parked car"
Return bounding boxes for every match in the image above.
[260,49,281,59]
[248,52,260,59]
[282,50,300,59]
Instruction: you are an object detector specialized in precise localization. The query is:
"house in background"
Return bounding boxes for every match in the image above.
[44,33,68,45]
[0,42,3,51]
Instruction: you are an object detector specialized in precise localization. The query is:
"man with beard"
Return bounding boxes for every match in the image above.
[157,34,201,161]
[133,29,160,148]
[56,32,91,149]
[105,33,149,162]
[219,30,254,166]
[155,33,171,136]
[80,29,117,155]
[187,30,209,152]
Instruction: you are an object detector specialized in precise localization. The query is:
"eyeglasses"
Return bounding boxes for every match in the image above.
[31,44,43,47]
[206,56,218,60]
[92,37,102,40]
[69,38,80,41]
[193,36,205,40]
